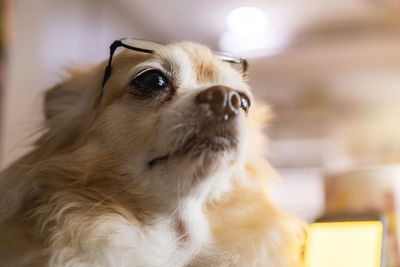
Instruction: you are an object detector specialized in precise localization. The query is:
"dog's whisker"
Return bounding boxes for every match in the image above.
[163,108,186,118]
[167,123,189,132]
[88,179,137,212]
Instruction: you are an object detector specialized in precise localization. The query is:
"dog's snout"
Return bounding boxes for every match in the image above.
[196,86,241,119]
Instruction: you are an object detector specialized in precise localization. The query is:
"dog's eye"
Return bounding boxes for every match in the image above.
[239,93,251,113]
[130,69,169,93]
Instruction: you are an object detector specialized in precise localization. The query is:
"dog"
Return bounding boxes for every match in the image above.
[0,40,305,266]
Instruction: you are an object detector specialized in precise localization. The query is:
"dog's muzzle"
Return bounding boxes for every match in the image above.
[148,85,246,169]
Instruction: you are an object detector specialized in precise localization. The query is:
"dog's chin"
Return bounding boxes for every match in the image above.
[148,134,238,169]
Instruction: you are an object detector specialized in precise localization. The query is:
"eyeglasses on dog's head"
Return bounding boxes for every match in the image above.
[102,38,248,88]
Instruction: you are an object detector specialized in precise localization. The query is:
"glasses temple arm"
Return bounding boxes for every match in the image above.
[242,59,248,73]
[102,40,122,88]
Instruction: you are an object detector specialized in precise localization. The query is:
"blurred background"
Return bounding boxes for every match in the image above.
[1,0,400,263]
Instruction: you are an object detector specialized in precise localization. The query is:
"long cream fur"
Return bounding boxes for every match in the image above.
[0,42,305,266]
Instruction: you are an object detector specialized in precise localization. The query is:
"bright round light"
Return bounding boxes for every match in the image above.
[226,7,269,37]
[219,31,269,56]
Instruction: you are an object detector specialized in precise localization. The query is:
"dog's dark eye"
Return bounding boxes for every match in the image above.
[239,93,251,113]
[130,69,168,93]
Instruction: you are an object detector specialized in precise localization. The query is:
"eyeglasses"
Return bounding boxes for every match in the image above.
[102,38,248,88]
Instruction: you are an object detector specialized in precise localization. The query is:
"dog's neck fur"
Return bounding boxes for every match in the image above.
[0,142,215,266]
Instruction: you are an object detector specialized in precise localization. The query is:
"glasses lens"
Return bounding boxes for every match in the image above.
[120,38,164,54]
[215,52,247,73]
[119,39,247,73]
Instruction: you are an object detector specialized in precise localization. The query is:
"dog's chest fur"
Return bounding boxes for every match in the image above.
[129,202,210,267]
[68,200,210,267]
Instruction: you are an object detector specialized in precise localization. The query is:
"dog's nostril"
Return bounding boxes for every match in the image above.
[211,88,226,108]
[196,88,212,103]
[229,92,240,110]
[196,85,240,119]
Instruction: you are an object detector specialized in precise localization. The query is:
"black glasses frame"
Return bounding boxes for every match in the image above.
[102,38,248,88]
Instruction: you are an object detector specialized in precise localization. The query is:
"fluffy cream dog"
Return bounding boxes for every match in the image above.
[0,40,305,266]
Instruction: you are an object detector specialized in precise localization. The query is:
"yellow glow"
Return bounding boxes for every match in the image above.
[305,221,383,267]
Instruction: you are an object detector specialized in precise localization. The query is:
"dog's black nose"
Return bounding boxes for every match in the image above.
[196,85,240,120]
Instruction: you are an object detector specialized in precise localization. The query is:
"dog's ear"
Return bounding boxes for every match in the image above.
[43,67,100,121]
[44,80,81,120]
[39,66,103,151]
